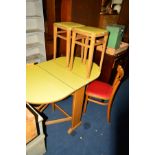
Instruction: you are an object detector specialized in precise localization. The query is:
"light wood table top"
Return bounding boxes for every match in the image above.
[26,57,100,104]
[26,64,73,104]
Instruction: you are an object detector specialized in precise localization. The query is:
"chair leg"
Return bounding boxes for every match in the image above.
[107,100,113,123]
[83,95,88,113]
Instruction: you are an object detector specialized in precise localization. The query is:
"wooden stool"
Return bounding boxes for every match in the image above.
[69,26,109,78]
[53,22,85,66]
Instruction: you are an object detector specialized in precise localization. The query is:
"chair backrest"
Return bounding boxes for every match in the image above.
[110,65,124,100]
[107,65,124,122]
[112,65,124,87]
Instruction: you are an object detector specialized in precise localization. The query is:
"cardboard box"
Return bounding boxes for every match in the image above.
[26,103,46,155]
[26,107,38,144]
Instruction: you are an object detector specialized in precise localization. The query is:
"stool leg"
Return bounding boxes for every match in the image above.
[53,25,57,59]
[83,36,89,64]
[99,33,109,71]
[69,31,76,70]
[81,38,85,62]
[86,37,95,78]
[66,30,71,67]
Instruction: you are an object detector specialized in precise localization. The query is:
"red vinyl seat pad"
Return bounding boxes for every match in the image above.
[86,80,113,100]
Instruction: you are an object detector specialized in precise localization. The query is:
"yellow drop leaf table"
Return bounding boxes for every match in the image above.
[26,57,100,134]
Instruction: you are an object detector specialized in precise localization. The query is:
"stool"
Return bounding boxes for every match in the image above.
[53,22,85,66]
[69,26,109,78]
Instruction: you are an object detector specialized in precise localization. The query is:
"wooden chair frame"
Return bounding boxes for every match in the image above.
[83,65,124,122]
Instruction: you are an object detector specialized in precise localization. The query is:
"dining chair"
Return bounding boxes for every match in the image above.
[83,65,124,122]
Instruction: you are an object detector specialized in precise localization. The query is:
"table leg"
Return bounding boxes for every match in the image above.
[67,86,85,134]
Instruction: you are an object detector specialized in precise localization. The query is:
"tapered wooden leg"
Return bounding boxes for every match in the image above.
[81,38,85,62]
[83,95,88,113]
[66,30,71,67]
[99,33,109,71]
[86,37,95,78]
[107,100,112,123]
[53,25,57,59]
[83,36,89,64]
[68,86,85,134]
[69,32,76,70]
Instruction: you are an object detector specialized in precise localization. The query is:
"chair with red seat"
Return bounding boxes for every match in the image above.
[83,65,124,123]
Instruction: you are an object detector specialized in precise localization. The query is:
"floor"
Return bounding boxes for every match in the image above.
[41,78,129,155]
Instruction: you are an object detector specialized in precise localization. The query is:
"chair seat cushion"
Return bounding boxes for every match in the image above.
[86,80,113,100]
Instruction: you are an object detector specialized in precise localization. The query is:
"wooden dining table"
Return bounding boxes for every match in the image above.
[26,56,100,133]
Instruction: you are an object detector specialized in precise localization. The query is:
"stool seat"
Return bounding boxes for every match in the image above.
[73,26,108,36]
[54,22,84,30]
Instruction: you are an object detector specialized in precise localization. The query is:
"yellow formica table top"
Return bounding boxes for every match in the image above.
[26,57,100,104]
